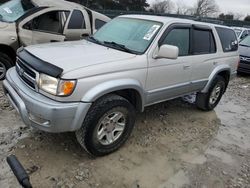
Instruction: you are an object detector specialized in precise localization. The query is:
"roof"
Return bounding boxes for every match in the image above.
[120,14,232,30]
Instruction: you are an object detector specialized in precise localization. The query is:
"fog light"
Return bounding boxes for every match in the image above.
[28,113,50,127]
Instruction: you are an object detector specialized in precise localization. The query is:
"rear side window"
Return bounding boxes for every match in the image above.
[216,27,238,52]
[193,29,216,54]
[95,19,106,30]
[68,10,85,29]
[162,28,190,56]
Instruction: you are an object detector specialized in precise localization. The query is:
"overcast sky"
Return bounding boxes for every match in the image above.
[147,0,250,16]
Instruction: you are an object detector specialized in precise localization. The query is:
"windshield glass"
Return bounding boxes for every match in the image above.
[240,36,250,47]
[92,17,163,54]
[0,0,35,22]
[234,29,242,37]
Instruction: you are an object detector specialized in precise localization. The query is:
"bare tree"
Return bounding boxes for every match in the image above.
[151,0,174,14]
[194,0,219,17]
[175,1,194,15]
[234,13,244,20]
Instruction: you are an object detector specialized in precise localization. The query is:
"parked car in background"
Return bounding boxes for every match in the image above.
[233,27,250,41]
[3,15,239,156]
[0,0,110,80]
[238,36,250,74]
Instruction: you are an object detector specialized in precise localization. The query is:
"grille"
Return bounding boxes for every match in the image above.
[16,58,37,90]
[240,56,250,64]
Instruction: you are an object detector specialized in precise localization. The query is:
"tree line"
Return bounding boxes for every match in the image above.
[150,0,250,21]
[68,0,149,11]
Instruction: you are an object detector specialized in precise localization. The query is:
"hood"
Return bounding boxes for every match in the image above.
[25,40,136,74]
[239,45,250,57]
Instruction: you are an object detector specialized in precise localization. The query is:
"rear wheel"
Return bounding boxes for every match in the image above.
[76,94,136,156]
[196,75,226,111]
[0,52,13,80]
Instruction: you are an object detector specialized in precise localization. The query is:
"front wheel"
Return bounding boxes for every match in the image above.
[76,94,136,156]
[196,75,226,111]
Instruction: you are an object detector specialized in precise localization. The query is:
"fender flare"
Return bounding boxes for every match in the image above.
[201,65,231,93]
[81,79,145,110]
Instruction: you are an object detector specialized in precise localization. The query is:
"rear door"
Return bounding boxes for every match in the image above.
[63,9,91,40]
[189,25,217,91]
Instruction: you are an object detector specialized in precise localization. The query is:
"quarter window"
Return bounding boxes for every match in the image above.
[68,10,85,29]
[216,27,238,52]
[193,29,216,54]
[241,30,248,40]
[95,19,106,30]
[162,28,190,56]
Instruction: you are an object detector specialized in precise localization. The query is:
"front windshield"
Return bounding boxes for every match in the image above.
[0,0,35,22]
[240,36,250,47]
[234,29,242,37]
[92,17,163,54]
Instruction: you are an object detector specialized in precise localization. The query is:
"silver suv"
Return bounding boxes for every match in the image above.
[3,15,239,156]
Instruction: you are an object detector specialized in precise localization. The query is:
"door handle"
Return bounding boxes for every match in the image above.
[183,65,191,70]
[50,40,60,43]
[81,33,89,37]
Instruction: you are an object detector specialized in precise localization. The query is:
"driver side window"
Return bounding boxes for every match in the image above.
[162,28,190,56]
[24,11,69,34]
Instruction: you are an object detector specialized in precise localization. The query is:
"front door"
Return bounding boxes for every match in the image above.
[146,25,193,105]
[18,9,70,46]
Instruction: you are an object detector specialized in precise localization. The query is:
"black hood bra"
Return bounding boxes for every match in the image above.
[17,48,63,78]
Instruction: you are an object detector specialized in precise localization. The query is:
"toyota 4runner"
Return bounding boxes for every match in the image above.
[3,15,239,156]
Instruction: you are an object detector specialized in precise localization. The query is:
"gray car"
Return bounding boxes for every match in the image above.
[238,36,250,74]
[3,15,239,156]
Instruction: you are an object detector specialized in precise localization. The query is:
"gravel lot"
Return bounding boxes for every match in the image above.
[0,75,250,188]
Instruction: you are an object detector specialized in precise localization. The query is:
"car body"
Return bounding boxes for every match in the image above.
[238,36,250,74]
[3,15,239,156]
[0,0,110,80]
[233,27,250,41]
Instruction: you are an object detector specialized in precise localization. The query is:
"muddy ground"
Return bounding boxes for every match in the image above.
[0,75,250,188]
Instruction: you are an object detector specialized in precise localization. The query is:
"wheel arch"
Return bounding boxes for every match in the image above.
[81,79,145,112]
[201,66,231,93]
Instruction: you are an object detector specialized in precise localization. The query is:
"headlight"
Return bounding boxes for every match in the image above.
[39,74,58,95]
[39,74,76,96]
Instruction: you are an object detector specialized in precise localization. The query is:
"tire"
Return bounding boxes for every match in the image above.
[0,52,13,80]
[76,94,136,156]
[196,75,226,111]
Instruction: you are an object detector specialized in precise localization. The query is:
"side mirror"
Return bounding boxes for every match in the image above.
[155,44,179,59]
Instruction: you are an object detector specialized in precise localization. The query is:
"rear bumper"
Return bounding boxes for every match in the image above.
[238,62,250,74]
[3,68,91,133]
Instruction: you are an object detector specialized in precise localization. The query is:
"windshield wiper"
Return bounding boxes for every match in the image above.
[88,36,102,45]
[103,41,135,54]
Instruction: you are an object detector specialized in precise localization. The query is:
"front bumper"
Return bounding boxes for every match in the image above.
[3,68,91,133]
